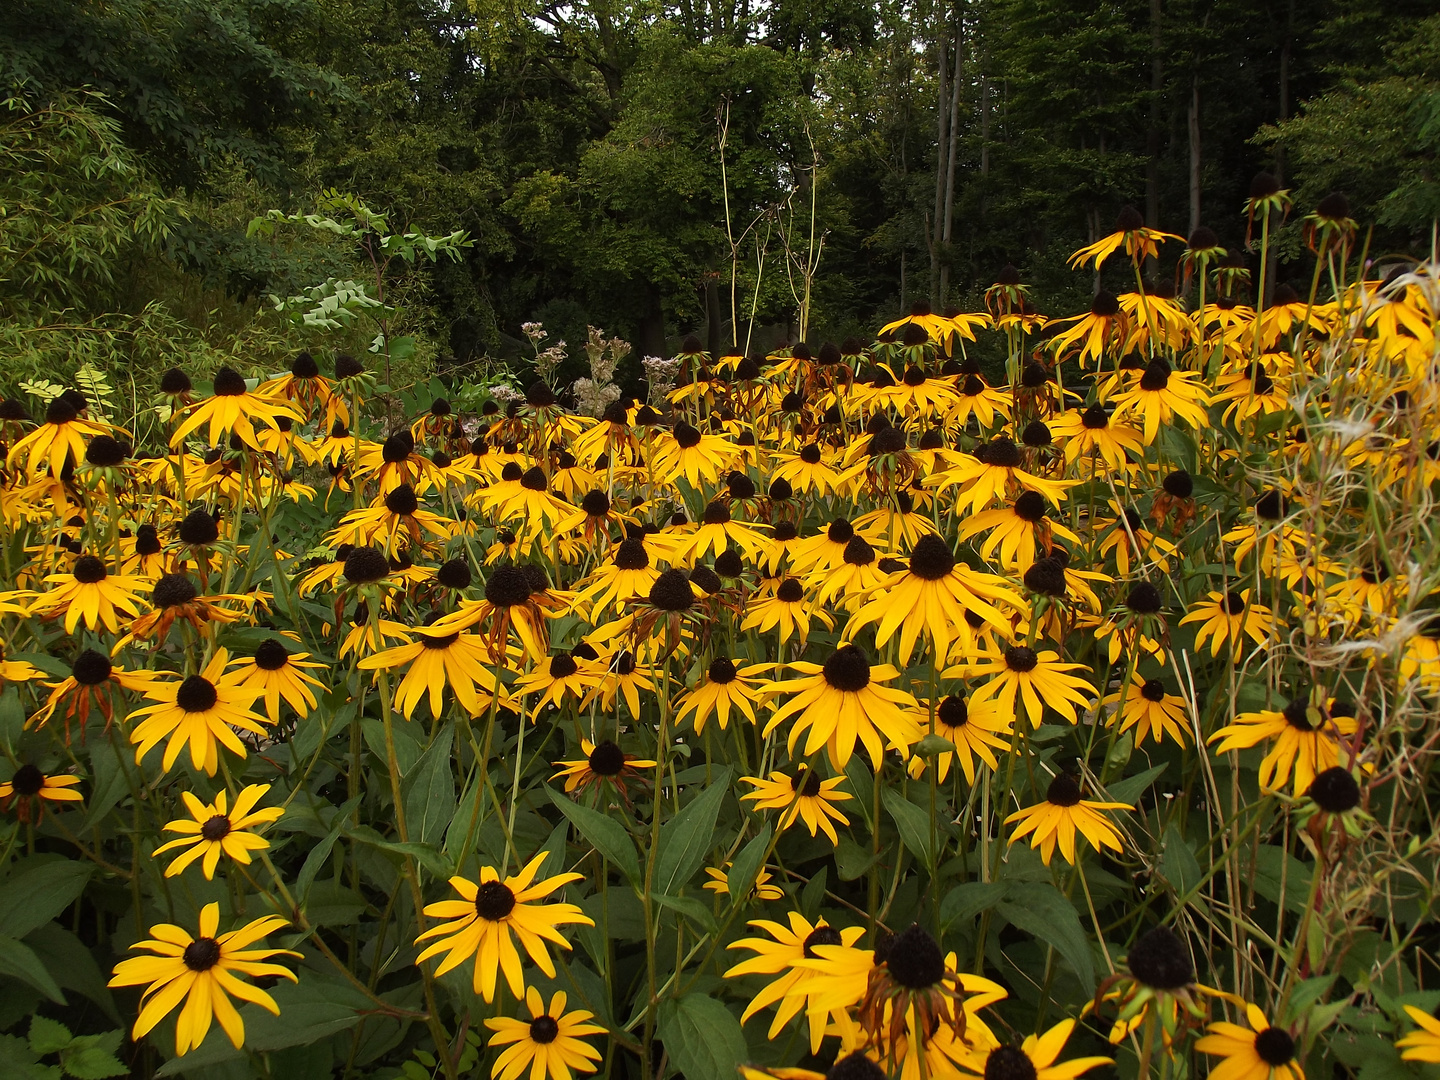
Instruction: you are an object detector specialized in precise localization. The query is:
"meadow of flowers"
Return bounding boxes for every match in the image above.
[1,182,1439,1080]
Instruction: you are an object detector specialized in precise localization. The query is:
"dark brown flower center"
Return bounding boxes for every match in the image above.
[1047,773,1082,807]
[176,676,219,713]
[908,535,955,580]
[475,881,517,920]
[777,578,804,603]
[886,923,944,989]
[648,569,694,612]
[791,769,823,798]
[1254,1028,1296,1066]
[1141,679,1167,702]
[10,764,44,797]
[823,644,870,693]
[183,937,223,971]
[1127,925,1194,990]
[1306,767,1360,813]
[529,1015,560,1044]
[484,567,533,607]
[803,924,843,959]
[72,555,108,584]
[254,638,290,670]
[72,649,113,685]
[201,815,232,841]
[588,740,626,776]
[984,1046,1038,1080]
[1005,646,1038,673]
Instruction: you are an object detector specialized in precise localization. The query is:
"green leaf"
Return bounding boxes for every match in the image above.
[58,1031,127,1080]
[1253,845,1312,913]
[834,836,886,881]
[939,882,1007,931]
[296,796,360,903]
[24,925,118,1022]
[27,1016,71,1055]
[403,723,456,849]
[654,768,731,897]
[996,882,1096,988]
[1158,822,1203,898]
[345,826,452,880]
[0,1032,53,1080]
[154,979,373,1075]
[656,994,747,1080]
[0,935,65,1003]
[547,788,641,885]
[726,823,773,902]
[80,746,127,830]
[1106,762,1168,806]
[652,893,718,933]
[883,788,933,870]
[0,860,93,941]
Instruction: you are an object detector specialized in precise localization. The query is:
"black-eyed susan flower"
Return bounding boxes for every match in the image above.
[703,864,785,901]
[576,536,660,617]
[741,767,852,845]
[1397,1006,1440,1063]
[551,738,656,798]
[653,421,737,488]
[128,649,270,776]
[436,565,571,663]
[906,695,1011,784]
[935,436,1076,515]
[29,648,158,740]
[153,784,283,879]
[848,923,984,1060]
[227,636,327,723]
[1111,358,1212,444]
[1068,205,1182,271]
[1104,678,1191,747]
[810,534,897,614]
[483,986,605,1080]
[578,647,654,719]
[1049,403,1144,474]
[1180,589,1274,657]
[123,572,246,646]
[724,914,867,1052]
[107,902,298,1056]
[170,367,301,450]
[761,644,921,770]
[27,554,148,634]
[516,650,605,714]
[957,490,1082,572]
[1048,292,1130,368]
[413,854,594,1003]
[741,577,836,646]
[672,500,770,565]
[1005,772,1130,866]
[675,656,769,734]
[770,443,851,498]
[956,1018,1113,1080]
[847,535,1021,665]
[331,484,453,556]
[0,763,82,821]
[359,624,505,720]
[1208,694,1359,793]
[1093,924,1218,1046]
[957,645,1094,728]
[7,397,114,479]
[1195,1003,1304,1080]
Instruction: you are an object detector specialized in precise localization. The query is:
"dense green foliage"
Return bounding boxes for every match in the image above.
[0,0,1435,387]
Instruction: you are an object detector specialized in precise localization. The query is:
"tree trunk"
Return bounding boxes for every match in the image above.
[1188,75,1201,236]
[704,277,723,356]
[930,6,950,306]
[1269,0,1294,302]
[1145,0,1163,275]
[638,283,668,364]
[938,4,964,306]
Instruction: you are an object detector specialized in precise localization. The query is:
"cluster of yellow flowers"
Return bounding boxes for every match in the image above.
[1,191,1438,1079]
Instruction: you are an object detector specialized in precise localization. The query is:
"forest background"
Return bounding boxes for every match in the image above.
[2,0,1438,397]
